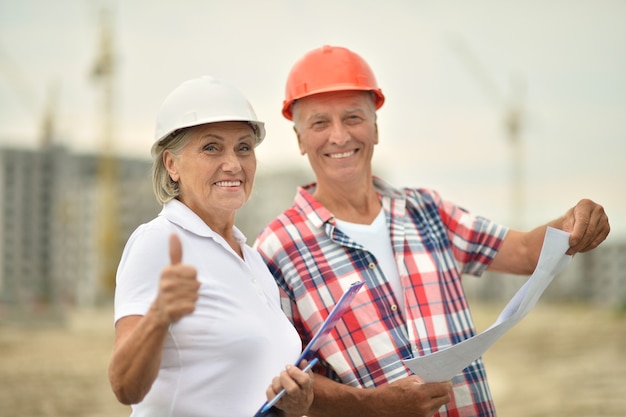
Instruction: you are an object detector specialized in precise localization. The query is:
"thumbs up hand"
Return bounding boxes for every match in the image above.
[153,233,200,324]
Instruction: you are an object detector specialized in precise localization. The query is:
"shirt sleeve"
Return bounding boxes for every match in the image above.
[113,223,171,323]
[424,188,508,276]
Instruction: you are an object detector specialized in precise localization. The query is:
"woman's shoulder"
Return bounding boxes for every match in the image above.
[121,216,175,260]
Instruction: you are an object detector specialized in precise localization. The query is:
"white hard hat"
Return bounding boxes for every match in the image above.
[153,75,265,153]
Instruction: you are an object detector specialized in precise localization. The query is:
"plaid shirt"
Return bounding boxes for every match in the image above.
[254,177,508,417]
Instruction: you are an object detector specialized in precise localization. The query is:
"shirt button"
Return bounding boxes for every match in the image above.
[391,304,398,311]
[368,262,376,269]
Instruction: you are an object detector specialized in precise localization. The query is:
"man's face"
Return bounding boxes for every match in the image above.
[293,90,378,187]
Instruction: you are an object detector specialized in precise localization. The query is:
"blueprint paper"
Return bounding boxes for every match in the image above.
[403,227,572,382]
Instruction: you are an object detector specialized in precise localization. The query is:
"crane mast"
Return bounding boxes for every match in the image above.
[448,35,526,229]
[91,8,120,298]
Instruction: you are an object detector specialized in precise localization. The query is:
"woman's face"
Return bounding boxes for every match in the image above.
[164,121,256,225]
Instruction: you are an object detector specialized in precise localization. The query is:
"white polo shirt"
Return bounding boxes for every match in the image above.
[114,199,301,417]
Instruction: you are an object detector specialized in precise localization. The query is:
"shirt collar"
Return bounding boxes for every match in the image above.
[294,176,406,228]
[159,199,246,243]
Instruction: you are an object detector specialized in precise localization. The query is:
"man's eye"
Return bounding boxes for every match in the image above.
[345,115,362,124]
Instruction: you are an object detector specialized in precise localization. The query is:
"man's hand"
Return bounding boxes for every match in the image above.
[307,374,452,417]
[369,376,452,417]
[560,199,610,255]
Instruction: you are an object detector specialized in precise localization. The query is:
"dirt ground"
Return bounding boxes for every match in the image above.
[0,302,624,417]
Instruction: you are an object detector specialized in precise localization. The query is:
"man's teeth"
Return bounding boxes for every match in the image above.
[215,181,241,186]
[329,151,354,159]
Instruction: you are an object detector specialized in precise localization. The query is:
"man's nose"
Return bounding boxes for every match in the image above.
[328,122,350,146]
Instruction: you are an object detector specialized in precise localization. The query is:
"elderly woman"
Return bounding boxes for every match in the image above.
[108,76,313,417]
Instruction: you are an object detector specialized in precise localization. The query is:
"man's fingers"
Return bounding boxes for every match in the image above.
[566,199,610,254]
[169,233,183,265]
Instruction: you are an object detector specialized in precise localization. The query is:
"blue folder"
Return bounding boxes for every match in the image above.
[253,280,366,417]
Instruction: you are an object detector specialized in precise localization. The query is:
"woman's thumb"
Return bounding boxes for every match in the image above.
[169,233,183,265]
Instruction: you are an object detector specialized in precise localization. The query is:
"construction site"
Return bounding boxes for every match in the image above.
[1,2,625,416]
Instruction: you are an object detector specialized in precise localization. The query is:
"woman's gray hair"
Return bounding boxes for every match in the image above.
[151,128,193,204]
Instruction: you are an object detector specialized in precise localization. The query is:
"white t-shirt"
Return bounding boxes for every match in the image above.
[114,199,301,417]
[335,208,404,312]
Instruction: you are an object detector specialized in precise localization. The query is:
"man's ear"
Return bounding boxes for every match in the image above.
[163,150,179,182]
[294,126,306,155]
[374,122,379,145]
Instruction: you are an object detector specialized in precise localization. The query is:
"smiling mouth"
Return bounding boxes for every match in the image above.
[328,150,356,159]
[214,180,242,187]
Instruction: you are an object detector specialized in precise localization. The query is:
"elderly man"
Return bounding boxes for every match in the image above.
[255,45,610,417]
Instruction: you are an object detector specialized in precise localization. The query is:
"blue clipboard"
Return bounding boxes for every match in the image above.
[253,280,365,417]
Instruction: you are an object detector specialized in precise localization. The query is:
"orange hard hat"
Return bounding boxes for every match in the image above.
[282,45,385,120]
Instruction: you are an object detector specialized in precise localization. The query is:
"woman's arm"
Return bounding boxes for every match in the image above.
[108,233,200,404]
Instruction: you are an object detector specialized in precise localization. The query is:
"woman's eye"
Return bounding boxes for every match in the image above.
[204,144,218,152]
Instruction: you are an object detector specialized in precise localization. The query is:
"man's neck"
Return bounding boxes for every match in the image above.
[314,177,381,224]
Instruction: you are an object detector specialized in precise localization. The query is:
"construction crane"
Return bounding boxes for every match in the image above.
[0,42,58,147]
[91,7,120,298]
[39,80,60,148]
[447,35,526,229]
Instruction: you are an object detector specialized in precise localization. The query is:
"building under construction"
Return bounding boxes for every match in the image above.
[0,144,159,321]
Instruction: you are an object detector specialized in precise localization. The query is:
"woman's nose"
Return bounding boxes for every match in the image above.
[221,151,242,172]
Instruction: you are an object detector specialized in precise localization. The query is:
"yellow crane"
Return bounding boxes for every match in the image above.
[448,34,526,229]
[91,7,120,299]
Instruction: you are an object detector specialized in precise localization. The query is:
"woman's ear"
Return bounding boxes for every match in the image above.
[163,150,179,182]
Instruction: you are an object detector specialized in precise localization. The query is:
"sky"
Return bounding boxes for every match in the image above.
[1,0,625,240]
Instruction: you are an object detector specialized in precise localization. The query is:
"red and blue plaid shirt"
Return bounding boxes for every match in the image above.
[254,177,507,416]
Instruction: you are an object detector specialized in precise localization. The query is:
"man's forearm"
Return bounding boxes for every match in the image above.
[307,374,372,417]
[306,372,453,417]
